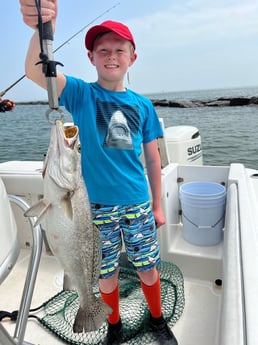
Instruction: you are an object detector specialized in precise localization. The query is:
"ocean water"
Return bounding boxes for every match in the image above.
[1,86,258,169]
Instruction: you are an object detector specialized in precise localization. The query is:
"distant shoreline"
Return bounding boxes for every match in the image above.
[16,95,258,108]
[16,101,48,105]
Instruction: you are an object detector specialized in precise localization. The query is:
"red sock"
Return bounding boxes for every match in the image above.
[141,276,162,318]
[100,284,120,324]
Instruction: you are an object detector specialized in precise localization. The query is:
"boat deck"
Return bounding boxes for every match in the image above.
[0,229,222,345]
[2,161,258,344]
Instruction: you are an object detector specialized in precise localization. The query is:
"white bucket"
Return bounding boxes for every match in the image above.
[179,181,226,246]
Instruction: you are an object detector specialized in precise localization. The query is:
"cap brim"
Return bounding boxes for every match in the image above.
[85,25,111,51]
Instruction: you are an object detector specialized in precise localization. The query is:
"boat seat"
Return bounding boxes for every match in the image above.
[0,178,20,285]
[0,177,43,345]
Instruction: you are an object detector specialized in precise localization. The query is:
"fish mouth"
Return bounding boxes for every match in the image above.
[64,125,78,139]
[63,124,80,152]
[56,120,79,147]
[42,120,80,178]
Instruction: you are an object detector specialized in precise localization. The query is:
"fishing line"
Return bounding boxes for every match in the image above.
[0,2,120,98]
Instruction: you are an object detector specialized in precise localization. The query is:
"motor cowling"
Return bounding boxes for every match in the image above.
[165,126,203,165]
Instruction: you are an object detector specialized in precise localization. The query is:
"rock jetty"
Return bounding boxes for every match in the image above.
[150,96,258,108]
[16,96,258,108]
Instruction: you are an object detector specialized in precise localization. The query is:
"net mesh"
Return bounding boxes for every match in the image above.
[37,261,184,345]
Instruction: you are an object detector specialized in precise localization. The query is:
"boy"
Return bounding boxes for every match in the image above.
[20,1,178,344]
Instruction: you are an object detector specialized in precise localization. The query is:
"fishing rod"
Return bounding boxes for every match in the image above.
[0,2,120,98]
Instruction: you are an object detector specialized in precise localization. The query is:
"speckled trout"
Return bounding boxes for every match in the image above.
[24,120,111,332]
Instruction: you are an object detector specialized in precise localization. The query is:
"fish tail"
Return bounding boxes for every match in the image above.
[73,296,112,333]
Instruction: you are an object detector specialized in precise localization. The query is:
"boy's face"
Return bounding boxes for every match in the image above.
[88,32,137,89]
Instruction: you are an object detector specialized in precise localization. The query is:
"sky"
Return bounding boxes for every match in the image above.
[1,0,258,101]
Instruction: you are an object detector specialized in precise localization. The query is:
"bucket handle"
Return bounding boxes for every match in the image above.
[182,212,225,229]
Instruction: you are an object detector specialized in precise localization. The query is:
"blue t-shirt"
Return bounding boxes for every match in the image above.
[59,76,163,205]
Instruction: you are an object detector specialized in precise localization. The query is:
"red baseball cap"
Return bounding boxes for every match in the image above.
[85,20,136,51]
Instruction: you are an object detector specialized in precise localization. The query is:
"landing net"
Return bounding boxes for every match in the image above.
[37,261,184,345]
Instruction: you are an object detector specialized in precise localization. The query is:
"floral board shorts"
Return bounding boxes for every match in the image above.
[91,201,161,279]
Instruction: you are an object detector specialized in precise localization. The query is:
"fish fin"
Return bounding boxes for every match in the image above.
[73,296,112,333]
[24,199,51,226]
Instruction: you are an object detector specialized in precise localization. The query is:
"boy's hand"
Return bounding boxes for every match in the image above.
[153,206,166,229]
[20,0,57,30]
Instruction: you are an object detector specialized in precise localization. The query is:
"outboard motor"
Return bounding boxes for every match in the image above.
[165,126,203,165]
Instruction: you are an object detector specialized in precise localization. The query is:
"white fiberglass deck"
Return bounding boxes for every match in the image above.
[0,244,221,345]
[2,161,258,345]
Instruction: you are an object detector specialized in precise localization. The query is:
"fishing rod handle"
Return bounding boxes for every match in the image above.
[41,20,60,110]
[42,21,53,41]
